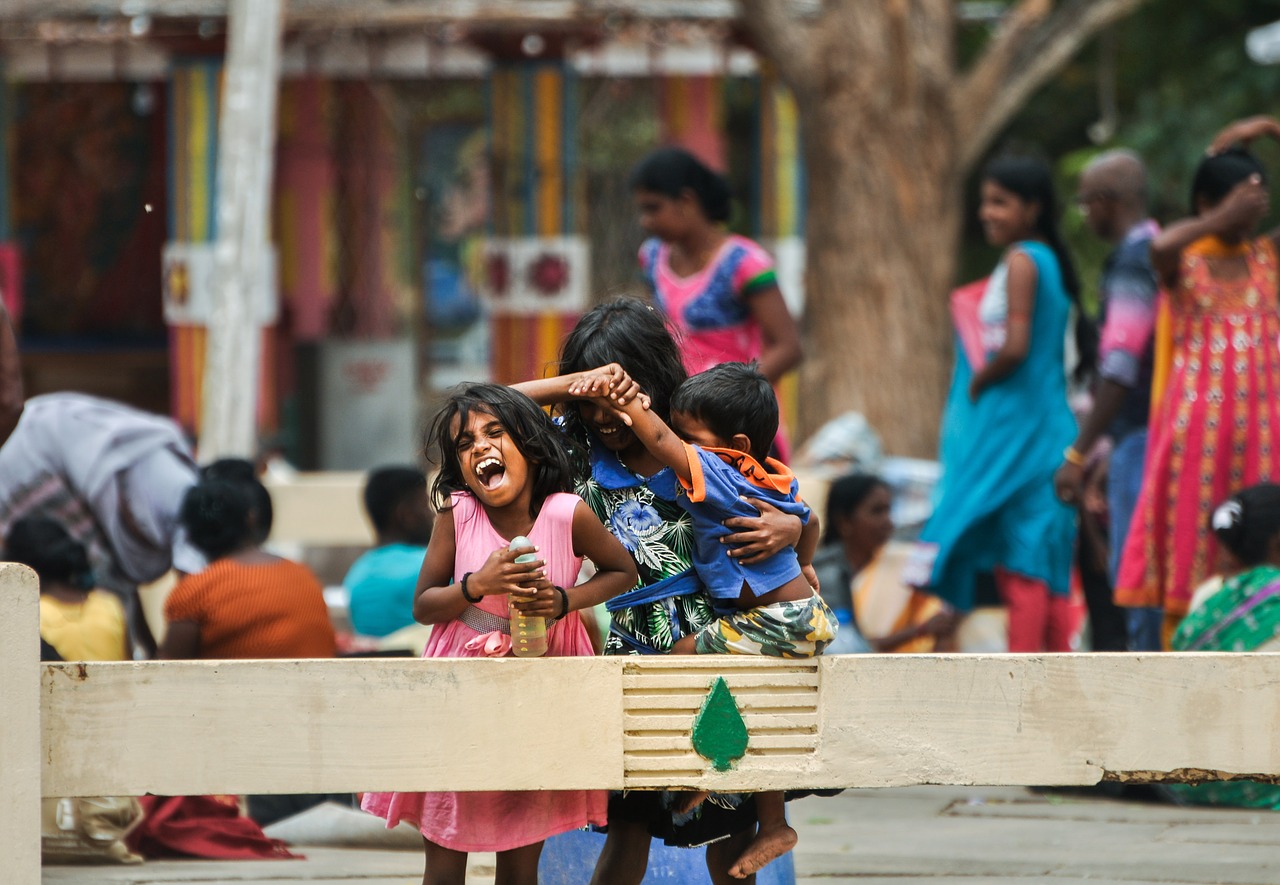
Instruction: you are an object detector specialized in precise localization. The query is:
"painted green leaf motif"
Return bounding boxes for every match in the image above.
[691,677,748,772]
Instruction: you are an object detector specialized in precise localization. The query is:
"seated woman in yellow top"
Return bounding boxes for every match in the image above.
[6,516,131,661]
[812,474,956,652]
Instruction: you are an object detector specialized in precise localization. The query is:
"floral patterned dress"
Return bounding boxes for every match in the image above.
[571,428,761,846]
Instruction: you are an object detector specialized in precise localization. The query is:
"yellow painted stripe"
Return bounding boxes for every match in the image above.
[775,86,799,236]
[188,66,211,242]
[537,313,563,378]
[535,67,563,236]
[778,371,799,444]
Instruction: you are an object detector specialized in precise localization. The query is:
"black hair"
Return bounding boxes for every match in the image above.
[364,465,428,534]
[670,362,778,462]
[557,297,688,436]
[180,479,256,561]
[629,146,733,223]
[5,517,92,587]
[822,474,890,545]
[200,457,273,543]
[1211,483,1280,567]
[1190,146,1267,214]
[427,383,575,518]
[982,153,1095,380]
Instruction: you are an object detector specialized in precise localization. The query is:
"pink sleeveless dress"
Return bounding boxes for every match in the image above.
[361,491,606,852]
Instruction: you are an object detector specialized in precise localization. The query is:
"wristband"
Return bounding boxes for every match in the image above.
[460,572,481,603]
[1063,445,1087,468]
[553,585,570,620]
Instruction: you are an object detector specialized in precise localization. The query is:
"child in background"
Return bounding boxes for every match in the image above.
[7,516,131,661]
[344,465,434,638]
[631,147,802,460]
[361,383,637,885]
[573,361,834,879]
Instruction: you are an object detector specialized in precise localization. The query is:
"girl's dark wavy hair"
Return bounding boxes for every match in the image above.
[556,298,688,443]
[983,153,1096,381]
[629,146,733,223]
[1190,146,1267,214]
[822,473,889,546]
[180,479,256,561]
[5,516,93,587]
[427,383,575,519]
[1212,483,1280,567]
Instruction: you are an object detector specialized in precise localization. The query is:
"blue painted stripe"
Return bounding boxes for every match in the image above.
[521,64,536,236]
[562,64,577,234]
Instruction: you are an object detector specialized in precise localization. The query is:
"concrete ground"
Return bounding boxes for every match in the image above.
[42,786,1280,884]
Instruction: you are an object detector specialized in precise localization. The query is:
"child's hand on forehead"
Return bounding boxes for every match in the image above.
[466,544,547,600]
[568,363,649,409]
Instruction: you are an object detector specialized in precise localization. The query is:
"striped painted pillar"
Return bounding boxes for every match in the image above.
[488,61,583,384]
[755,70,806,445]
[167,61,220,432]
[167,60,279,437]
[659,75,726,170]
[274,77,337,343]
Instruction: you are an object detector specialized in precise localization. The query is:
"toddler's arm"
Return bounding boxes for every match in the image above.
[411,508,547,625]
[569,380,693,486]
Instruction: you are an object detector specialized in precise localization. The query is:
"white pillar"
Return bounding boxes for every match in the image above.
[0,564,42,884]
[199,0,284,459]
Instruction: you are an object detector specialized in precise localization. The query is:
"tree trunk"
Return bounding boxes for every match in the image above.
[792,3,961,458]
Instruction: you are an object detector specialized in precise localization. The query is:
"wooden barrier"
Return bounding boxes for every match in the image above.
[10,561,1280,882]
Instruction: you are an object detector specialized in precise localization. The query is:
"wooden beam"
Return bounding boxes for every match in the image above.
[40,652,1280,798]
[0,565,39,885]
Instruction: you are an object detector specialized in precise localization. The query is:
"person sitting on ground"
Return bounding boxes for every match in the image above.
[158,478,335,661]
[7,516,131,662]
[813,474,956,653]
[1163,484,1280,809]
[343,465,434,638]
[572,360,835,880]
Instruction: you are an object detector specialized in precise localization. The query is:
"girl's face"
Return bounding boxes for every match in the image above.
[634,188,694,242]
[577,398,639,454]
[979,179,1040,248]
[451,408,531,512]
[840,485,894,553]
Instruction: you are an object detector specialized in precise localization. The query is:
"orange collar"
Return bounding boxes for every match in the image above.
[701,445,796,496]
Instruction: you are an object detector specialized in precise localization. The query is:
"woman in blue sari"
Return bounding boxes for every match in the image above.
[915,155,1083,652]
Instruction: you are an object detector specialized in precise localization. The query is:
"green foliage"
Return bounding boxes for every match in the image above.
[962,0,1280,313]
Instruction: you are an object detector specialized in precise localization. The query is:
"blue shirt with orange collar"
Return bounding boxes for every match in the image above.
[677,443,810,614]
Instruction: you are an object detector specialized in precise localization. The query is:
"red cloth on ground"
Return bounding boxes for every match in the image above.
[125,795,301,860]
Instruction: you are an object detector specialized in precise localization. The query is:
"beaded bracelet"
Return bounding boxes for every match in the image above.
[1063,445,1087,468]
[553,585,570,620]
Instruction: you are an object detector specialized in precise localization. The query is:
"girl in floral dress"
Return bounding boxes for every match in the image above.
[1116,141,1280,645]
[515,297,806,882]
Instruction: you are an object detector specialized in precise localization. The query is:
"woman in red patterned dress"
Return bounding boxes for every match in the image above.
[1116,138,1280,645]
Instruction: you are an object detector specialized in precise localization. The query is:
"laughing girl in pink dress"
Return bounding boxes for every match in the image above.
[361,383,636,885]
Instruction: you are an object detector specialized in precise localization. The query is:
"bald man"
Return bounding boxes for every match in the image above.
[1053,149,1162,651]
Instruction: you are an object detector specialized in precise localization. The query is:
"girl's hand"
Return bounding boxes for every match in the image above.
[568,364,648,408]
[467,545,546,599]
[721,497,804,564]
[509,578,564,619]
[1212,174,1269,231]
[1209,116,1280,155]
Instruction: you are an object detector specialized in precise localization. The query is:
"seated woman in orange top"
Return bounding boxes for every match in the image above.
[159,478,336,660]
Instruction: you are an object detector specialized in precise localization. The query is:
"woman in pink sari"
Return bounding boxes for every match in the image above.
[630,147,802,461]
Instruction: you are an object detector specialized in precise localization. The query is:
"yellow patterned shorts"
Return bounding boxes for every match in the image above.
[692,593,837,658]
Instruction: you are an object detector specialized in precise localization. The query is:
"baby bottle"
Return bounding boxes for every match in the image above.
[508,536,548,658]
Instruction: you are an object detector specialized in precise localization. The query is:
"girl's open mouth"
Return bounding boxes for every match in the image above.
[474,456,506,490]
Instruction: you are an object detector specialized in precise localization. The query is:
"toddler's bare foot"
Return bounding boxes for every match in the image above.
[728,823,797,879]
[674,790,709,815]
